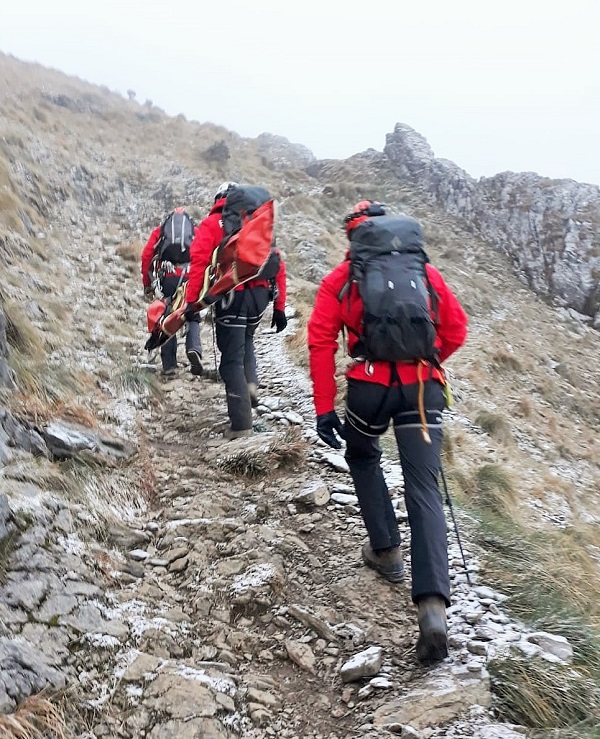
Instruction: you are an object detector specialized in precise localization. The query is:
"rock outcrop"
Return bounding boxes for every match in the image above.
[256,132,316,171]
[384,123,600,324]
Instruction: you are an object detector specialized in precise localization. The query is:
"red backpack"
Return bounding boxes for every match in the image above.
[200,185,279,304]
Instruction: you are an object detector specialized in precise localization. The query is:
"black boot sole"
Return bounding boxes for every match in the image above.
[416,629,449,664]
[186,350,203,375]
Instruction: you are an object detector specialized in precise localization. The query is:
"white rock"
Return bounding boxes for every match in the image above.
[322,453,350,473]
[340,646,383,683]
[331,483,354,494]
[128,549,150,561]
[369,676,392,689]
[527,631,573,663]
[331,492,359,505]
[293,480,330,507]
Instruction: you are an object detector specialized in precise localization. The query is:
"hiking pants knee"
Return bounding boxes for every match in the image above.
[344,377,450,605]
[215,286,270,431]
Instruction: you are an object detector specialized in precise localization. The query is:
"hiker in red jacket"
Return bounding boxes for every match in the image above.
[185,182,288,439]
[140,208,203,377]
[307,202,468,664]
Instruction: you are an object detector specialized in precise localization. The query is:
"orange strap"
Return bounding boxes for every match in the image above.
[417,361,432,445]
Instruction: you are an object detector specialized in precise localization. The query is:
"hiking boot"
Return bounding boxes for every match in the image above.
[204,368,221,382]
[223,428,253,440]
[160,367,177,378]
[186,349,203,376]
[361,541,404,583]
[416,596,448,664]
[248,382,259,408]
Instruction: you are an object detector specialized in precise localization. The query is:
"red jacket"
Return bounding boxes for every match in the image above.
[140,226,162,287]
[185,199,287,311]
[307,259,468,416]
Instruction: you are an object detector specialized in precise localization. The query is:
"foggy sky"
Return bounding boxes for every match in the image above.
[1,0,599,186]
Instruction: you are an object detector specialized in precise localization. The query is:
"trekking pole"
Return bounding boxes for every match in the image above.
[440,464,471,586]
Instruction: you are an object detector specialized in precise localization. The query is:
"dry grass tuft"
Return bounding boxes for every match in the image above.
[516,396,533,418]
[218,428,307,479]
[218,449,269,479]
[12,394,98,428]
[441,430,455,464]
[3,299,44,356]
[489,656,600,730]
[0,694,68,739]
[475,410,513,444]
[284,284,317,369]
[268,427,307,470]
[0,528,18,585]
[115,240,142,263]
[114,366,162,398]
[473,463,516,514]
[491,349,523,373]
[7,354,82,404]
[59,464,147,536]
[475,515,600,632]
[448,463,516,513]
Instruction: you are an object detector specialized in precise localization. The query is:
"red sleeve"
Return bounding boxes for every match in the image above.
[426,265,468,363]
[140,227,161,287]
[185,215,224,304]
[307,264,347,416]
[274,254,287,311]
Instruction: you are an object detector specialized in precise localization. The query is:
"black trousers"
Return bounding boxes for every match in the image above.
[159,275,202,371]
[344,377,450,605]
[215,286,270,431]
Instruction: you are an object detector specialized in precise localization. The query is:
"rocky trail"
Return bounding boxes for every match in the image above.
[0,182,584,738]
[82,316,500,739]
[1,261,564,739]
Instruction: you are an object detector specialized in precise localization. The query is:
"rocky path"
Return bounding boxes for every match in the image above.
[1,230,573,737]
[61,314,535,739]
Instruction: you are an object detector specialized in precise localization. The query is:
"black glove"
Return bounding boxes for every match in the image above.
[143,285,154,301]
[184,300,204,321]
[316,411,345,450]
[271,309,287,333]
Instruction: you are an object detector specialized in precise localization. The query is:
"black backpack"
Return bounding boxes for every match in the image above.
[221,185,280,280]
[156,209,195,264]
[345,215,438,363]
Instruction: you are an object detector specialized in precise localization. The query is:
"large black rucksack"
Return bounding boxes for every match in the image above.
[346,215,438,363]
[156,209,195,264]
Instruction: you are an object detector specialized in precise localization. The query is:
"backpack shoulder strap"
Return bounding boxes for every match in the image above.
[422,260,440,325]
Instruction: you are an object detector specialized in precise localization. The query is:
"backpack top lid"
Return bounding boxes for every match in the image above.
[222,185,273,236]
[161,208,193,231]
[344,200,387,235]
[349,214,427,267]
[214,181,239,202]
